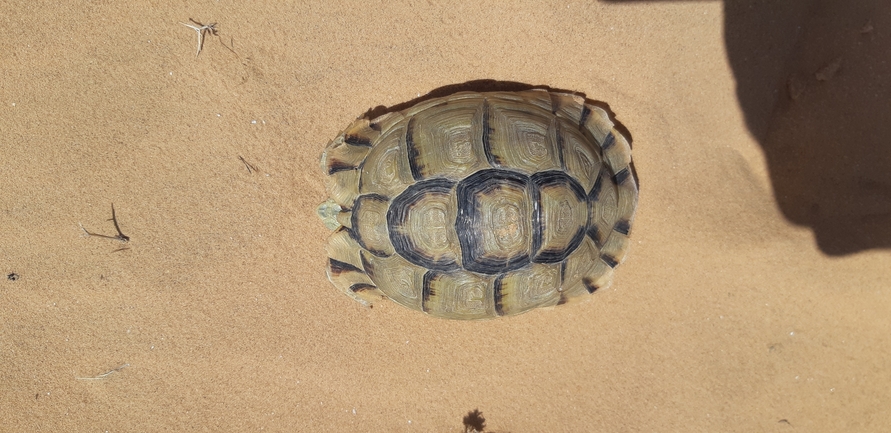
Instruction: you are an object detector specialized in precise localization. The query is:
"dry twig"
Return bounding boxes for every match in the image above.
[80,204,130,242]
[180,18,219,57]
[180,18,236,57]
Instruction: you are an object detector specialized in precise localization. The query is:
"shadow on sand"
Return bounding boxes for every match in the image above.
[609,0,891,255]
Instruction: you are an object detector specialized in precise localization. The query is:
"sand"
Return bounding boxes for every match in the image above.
[1,1,889,431]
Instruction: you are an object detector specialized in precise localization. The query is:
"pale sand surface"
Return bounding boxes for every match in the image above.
[1,1,889,432]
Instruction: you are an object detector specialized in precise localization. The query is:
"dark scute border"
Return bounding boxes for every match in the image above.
[328,258,364,276]
[327,159,358,175]
[600,132,616,150]
[456,169,532,274]
[582,277,600,294]
[480,100,498,167]
[493,275,505,316]
[349,283,377,293]
[613,219,631,236]
[405,117,424,181]
[421,271,436,313]
[613,167,631,185]
[344,134,373,147]
[387,178,460,271]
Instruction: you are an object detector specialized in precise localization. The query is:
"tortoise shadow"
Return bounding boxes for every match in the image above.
[724,0,891,255]
[605,0,891,255]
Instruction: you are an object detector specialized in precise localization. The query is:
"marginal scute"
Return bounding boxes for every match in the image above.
[580,105,615,148]
[494,263,563,316]
[325,228,384,306]
[599,220,633,270]
[321,125,376,208]
[549,92,586,122]
[342,117,382,146]
[615,173,639,226]
[602,131,633,175]
[324,163,361,208]
[323,133,373,174]
[508,88,552,112]
[588,170,620,247]
[422,270,496,320]
[560,236,612,300]
[358,124,414,199]
[361,252,428,311]
[319,90,638,320]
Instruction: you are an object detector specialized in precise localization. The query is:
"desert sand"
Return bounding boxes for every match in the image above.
[1,1,889,431]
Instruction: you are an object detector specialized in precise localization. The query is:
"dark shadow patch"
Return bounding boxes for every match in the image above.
[462,409,487,433]
[724,0,891,255]
[604,0,891,255]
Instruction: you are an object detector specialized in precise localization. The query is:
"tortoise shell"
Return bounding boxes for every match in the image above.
[318,89,637,320]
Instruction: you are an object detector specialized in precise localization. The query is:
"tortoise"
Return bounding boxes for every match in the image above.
[318,89,637,320]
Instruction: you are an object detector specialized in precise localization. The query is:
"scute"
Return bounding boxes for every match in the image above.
[388,178,462,271]
[530,170,588,263]
[350,194,394,257]
[405,98,491,181]
[319,89,638,320]
[456,169,534,275]
[494,262,563,316]
[358,123,414,199]
[361,252,428,311]
[484,100,564,173]
[422,270,495,320]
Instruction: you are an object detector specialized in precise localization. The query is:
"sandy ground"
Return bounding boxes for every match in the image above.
[1,1,889,432]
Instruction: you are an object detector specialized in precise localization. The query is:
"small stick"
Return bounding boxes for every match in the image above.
[108,204,129,241]
[180,18,236,57]
[80,204,129,242]
[76,363,130,380]
[238,155,259,174]
[180,18,218,57]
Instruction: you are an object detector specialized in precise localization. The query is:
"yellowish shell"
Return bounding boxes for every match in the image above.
[319,89,637,319]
